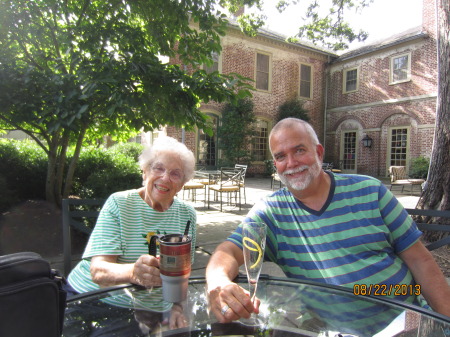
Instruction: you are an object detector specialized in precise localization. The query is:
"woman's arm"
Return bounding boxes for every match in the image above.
[90,254,161,288]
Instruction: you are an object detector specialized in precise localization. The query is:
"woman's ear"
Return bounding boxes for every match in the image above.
[142,172,147,186]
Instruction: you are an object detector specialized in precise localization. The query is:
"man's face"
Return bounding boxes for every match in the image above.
[270,125,324,191]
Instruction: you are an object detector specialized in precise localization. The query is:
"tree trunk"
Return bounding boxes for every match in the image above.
[416,0,450,240]
[45,134,61,205]
[62,126,87,199]
[55,130,70,205]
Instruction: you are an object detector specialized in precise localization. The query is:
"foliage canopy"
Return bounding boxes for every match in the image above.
[0,0,254,204]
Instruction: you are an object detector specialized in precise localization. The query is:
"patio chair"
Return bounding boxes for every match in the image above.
[331,160,343,173]
[271,172,283,190]
[235,164,248,204]
[389,166,425,194]
[322,163,333,171]
[208,168,242,211]
[62,198,105,276]
[182,173,205,204]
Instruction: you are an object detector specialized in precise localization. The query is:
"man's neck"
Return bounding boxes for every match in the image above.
[290,171,331,212]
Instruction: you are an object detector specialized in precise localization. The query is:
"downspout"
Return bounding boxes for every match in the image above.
[323,55,330,151]
[426,0,439,187]
[182,63,188,145]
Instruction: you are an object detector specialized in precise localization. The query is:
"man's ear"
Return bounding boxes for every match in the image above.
[316,144,325,161]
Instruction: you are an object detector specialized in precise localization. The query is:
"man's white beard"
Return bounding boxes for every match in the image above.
[278,158,322,191]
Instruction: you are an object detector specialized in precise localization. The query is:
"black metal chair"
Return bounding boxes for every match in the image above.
[209,169,242,211]
[62,198,105,276]
[235,164,248,204]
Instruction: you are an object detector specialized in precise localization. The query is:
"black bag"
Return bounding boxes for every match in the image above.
[0,252,67,337]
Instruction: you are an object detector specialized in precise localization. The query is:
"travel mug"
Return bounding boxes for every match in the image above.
[158,234,192,302]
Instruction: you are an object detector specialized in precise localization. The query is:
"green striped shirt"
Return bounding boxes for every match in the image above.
[68,189,196,311]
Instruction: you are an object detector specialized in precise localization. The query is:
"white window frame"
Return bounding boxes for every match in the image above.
[252,118,270,162]
[203,51,222,74]
[299,63,313,99]
[343,67,359,93]
[255,51,272,92]
[387,126,411,170]
[390,52,411,85]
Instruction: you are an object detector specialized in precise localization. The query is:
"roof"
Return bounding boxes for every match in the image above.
[225,17,337,57]
[335,26,428,62]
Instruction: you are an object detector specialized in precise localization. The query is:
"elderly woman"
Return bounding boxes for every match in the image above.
[66,137,196,330]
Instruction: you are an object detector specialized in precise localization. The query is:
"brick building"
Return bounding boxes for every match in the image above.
[325,0,436,177]
[160,0,436,178]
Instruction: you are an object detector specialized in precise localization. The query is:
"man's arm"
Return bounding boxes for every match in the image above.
[206,241,259,323]
[399,241,450,317]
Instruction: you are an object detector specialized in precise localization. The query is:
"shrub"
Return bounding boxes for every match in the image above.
[276,99,310,122]
[0,140,47,210]
[0,174,20,213]
[0,140,143,211]
[409,156,430,179]
[108,142,144,162]
[217,98,256,166]
[72,145,142,199]
[264,159,275,176]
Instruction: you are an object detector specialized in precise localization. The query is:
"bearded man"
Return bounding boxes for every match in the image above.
[205,118,450,323]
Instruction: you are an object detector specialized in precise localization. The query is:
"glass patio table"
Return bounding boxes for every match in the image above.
[63,275,450,336]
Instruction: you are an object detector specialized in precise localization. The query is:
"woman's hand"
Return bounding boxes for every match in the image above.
[91,254,161,288]
[131,254,162,288]
[167,304,188,329]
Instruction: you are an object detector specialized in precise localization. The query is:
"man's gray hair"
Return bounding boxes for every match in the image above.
[269,118,320,155]
[138,136,195,183]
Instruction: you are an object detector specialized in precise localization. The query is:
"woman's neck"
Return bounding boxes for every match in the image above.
[138,188,172,212]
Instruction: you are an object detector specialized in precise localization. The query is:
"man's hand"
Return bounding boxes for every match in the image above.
[207,282,260,323]
[131,254,162,288]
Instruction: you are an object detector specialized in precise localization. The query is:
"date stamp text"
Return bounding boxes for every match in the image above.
[353,284,421,296]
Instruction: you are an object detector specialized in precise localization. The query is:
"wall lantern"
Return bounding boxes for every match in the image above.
[362,134,373,148]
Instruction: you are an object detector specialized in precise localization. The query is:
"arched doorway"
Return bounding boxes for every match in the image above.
[197,113,219,169]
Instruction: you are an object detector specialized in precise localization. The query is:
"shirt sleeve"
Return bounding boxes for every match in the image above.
[82,194,124,258]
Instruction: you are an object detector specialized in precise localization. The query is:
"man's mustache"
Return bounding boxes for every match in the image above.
[282,165,309,177]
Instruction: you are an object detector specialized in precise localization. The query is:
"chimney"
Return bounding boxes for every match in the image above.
[422,0,436,38]
[233,6,245,17]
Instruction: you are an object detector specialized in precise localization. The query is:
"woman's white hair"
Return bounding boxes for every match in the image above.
[138,136,195,183]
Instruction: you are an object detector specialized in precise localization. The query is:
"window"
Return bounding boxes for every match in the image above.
[256,52,271,91]
[343,68,358,93]
[389,128,409,167]
[390,53,411,84]
[253,119,269,161]
[204,51,220,74]
[299,64,312,99]
[342,131,357,171]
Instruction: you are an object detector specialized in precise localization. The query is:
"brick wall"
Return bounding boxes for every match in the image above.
[325,0,437,177]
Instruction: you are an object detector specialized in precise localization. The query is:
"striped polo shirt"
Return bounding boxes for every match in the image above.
[228,173,428,307]
[68,189,196,312]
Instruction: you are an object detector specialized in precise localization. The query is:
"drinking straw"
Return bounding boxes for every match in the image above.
[184,220,191,236]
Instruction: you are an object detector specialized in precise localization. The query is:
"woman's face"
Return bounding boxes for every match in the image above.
[143,152,185,209]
